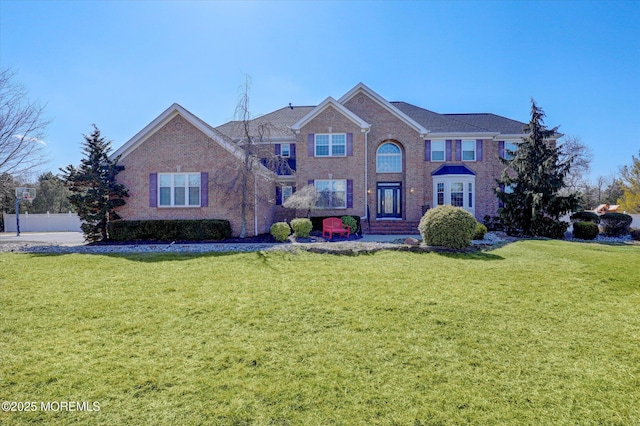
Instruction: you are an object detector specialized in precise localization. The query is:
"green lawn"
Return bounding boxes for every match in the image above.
[1,240,639,425]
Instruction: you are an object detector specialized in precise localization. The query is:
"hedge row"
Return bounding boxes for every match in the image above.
[107,219,232,242]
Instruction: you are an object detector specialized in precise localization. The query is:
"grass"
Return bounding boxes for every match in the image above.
[1,240,639,425]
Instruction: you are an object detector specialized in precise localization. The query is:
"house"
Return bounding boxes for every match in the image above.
[112,83,543,236]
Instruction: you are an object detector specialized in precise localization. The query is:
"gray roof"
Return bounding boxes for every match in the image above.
[444,113,528,135]
[216,106,314,140]
[214,101,528,140]
[390,102,487,133]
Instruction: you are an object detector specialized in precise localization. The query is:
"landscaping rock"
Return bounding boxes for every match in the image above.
[404,237,421,246]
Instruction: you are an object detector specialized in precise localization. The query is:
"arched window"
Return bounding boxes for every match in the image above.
[376,143,402,173]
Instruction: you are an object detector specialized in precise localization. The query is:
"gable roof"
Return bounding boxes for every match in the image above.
[110,103,274,177]
[338,83,429,136]
[289,97,370,132]
[391,102,487,133]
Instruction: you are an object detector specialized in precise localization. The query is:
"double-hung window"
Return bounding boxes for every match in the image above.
[462,140,476,161]
[431,141,445,162]
[282,186,293,204]
[159,173,201,207]
[315,134,346,157]
[280,143,291,158]
[315,179,347,209]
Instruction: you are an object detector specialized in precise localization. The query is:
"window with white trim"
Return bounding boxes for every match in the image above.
[315,179,346,209]
[159,173,201,207]
[504,141,518,160]
[431,141,445,162]
[315,134,346,157]
[436,182,445,206]
[433,175,476,215]
[376,143,402,172]
[282,186,293,203]
[281,143,291,158]
[451,182,464,207]
[462,140,476,161]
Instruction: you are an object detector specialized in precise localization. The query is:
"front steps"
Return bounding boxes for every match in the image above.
[362,220,420,235]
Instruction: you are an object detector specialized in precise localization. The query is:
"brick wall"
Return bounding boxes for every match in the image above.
[115,114,275,237]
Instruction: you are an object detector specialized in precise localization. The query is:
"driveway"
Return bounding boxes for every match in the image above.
[0,232,85,246]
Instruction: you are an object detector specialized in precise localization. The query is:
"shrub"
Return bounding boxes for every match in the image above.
[599,212,632,237]
[290,218,313,238]
[107,219,231,241]
[573,221,599,240]
[630,228,640,241]
[570,211,600,224]
[270,222,291,242]
[531,216,569,239]
[419,205,476,249]
[473,222,488,240]
[341,216,358,234]
[483,215,504,231]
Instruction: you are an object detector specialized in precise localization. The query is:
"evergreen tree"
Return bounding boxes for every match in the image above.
[496,100,580,238]
[61,125,128,242]
[30,172,73,213]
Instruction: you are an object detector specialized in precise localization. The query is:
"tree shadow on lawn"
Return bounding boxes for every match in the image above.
[23,248,243,263]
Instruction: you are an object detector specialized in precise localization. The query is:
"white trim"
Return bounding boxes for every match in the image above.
[338,83,430,136]
[432,174,476,216]
[428,132,498,139]
[430,140,446,162]
[314,133,347,157]
[290,97,370,132]
[461,139,476,162]
[110,103,275,179]
[376,142,402,173]
[158,172,202,208]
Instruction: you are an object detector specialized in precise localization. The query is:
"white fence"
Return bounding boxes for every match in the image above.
[3,212,82,232]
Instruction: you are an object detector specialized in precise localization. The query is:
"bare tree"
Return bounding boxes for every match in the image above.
[558,135,592,195]
[213,77,291,237]
[282,184,319,218]
[0,68,49,177]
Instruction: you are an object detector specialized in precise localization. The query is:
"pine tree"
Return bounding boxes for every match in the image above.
[61,125,128,242]
[496,100,580,238]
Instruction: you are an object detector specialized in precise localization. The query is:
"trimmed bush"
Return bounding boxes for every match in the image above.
[630,228,640,241]
[290,218,313,238]
[570,211,600,224]
[531,216,569,239]
[107,219,231,242]
[341,216,358,234]
[573,221,599,240]
[473,222,488,240]
[270,222,291,242]
[600,212,632,237]
[419,205,477,249]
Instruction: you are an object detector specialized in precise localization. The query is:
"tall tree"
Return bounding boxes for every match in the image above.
[617,151,640,213]
[61,126,128,242]
[0,68,49,176]
[30,172,73,213]
[213,77,290,237]
[496,100,580,238]
[558,135,592,195]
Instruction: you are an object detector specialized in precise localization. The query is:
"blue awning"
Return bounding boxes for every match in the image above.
[431,165,476,176]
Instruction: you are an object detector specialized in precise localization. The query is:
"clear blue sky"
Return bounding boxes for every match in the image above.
[1,0,638,182]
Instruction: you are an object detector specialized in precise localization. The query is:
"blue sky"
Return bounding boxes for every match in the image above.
[1,0,638,182]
